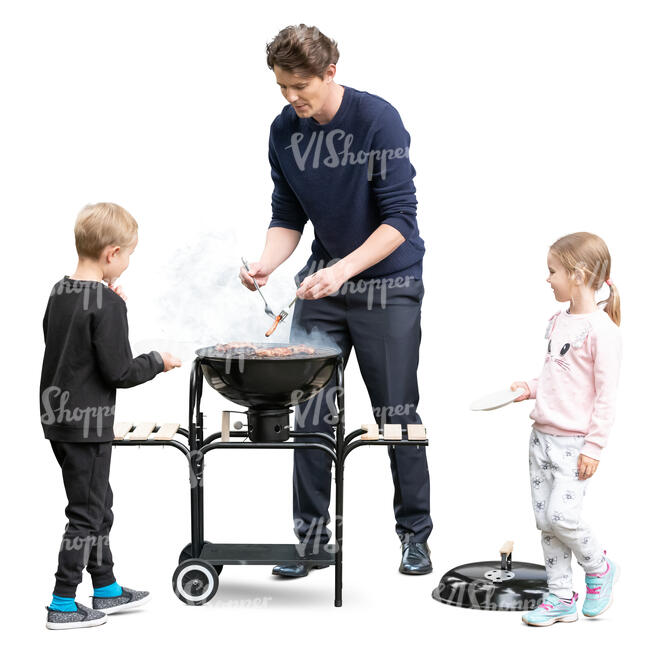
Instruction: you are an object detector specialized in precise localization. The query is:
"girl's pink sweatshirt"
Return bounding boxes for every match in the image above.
[526,307,622,460]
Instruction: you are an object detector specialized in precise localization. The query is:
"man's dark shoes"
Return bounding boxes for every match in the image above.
[399,542,432,575]
[272,563,330,578]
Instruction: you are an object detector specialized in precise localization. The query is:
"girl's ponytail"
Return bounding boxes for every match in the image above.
[598,279,621,327]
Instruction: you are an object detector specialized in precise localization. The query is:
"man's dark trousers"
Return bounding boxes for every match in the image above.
[290,267,433,551]
[50,440,117,597]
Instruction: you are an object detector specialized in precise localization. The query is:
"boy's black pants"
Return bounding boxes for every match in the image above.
[50,441,116,597]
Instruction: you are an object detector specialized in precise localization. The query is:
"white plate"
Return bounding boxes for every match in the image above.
[470,387,525,411]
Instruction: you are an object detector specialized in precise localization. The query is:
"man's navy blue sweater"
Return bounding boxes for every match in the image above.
[268,85,425,280]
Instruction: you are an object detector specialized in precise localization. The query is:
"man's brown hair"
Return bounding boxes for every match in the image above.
[266,24,339,78]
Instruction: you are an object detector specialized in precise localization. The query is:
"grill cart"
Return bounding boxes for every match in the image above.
[113,344,429,607]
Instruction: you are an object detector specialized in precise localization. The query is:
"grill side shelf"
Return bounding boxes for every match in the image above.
[343,427,428,461]
[112,436,191,460]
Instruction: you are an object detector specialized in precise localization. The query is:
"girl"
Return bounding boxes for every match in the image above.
[511,232,622,627]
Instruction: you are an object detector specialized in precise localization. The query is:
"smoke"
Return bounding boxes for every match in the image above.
[131,230,340,360]
[289,323,341,353]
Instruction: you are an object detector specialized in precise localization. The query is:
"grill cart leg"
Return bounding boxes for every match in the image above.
[190,452,204,558]
[335,461,343,607]
[334,355,345,607]
[189,357,206,559]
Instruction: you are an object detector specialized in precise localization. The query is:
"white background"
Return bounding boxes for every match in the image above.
[1,0,647,647]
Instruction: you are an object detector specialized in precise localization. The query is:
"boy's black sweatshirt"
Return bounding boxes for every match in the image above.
[40,276,164,442]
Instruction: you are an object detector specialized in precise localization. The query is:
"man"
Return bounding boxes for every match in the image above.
[240,24,432,576]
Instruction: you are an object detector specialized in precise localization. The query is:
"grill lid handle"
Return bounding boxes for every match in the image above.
[500,540,514,570]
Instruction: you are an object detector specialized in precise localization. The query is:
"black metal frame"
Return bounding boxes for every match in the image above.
[113,354,428,607]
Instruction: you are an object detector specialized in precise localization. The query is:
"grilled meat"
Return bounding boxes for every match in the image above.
[212,342,316,357]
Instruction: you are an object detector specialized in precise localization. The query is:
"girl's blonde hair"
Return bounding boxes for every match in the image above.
[74,202,138,259]
[550,232,620,326]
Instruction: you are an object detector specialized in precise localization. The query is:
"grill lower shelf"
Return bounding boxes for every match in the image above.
[199,543,336,566]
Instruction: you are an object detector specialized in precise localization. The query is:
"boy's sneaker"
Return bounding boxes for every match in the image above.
[46,602,107,630]
[521,592,579,626]
[583,557,618,618]
[92,587,151,613]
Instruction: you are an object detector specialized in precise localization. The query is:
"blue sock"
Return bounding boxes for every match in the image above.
[49,595,77,612]
[94,581,122,598]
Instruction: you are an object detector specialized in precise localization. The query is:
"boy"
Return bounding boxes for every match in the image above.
[41,202,181,629]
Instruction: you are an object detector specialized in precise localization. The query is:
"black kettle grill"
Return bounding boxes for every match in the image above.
[196,343,339,443]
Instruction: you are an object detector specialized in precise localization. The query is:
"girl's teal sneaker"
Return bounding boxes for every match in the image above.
[583,557,618,618]
[522,592,579,626]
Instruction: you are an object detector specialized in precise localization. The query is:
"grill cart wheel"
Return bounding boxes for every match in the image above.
[173,559,219,606]
[179,543,223,575]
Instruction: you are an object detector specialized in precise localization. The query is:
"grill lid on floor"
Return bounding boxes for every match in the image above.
[431,541,548,611]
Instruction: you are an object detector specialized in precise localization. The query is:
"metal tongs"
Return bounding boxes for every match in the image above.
[241,257,297,337]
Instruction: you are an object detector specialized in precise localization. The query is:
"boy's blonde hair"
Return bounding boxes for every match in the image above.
[74,202,138,259]
[550,231,621,326]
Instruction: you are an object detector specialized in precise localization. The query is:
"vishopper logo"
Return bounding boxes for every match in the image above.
[340,274,416,310]
[581,258,610,291]
[293,516,340,556]
[52,278,105,310]
[222,351,247,374]
[291,385,343,429]
[285,129,409,180]
[213,596,273,609]
[292,385,418,432]
[432,577,543,611]
[300,258,417,310]
[59,532,110,566]
[372,403,416,425]
[188,449,205,488]
[41,386,115,439]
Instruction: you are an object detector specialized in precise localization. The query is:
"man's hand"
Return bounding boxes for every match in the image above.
[108,282,127,301]
[296,263,349,300]
[510,381,531,402]
[161,352,182,372]
[577,454,599,480]
[239,261,272,290]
